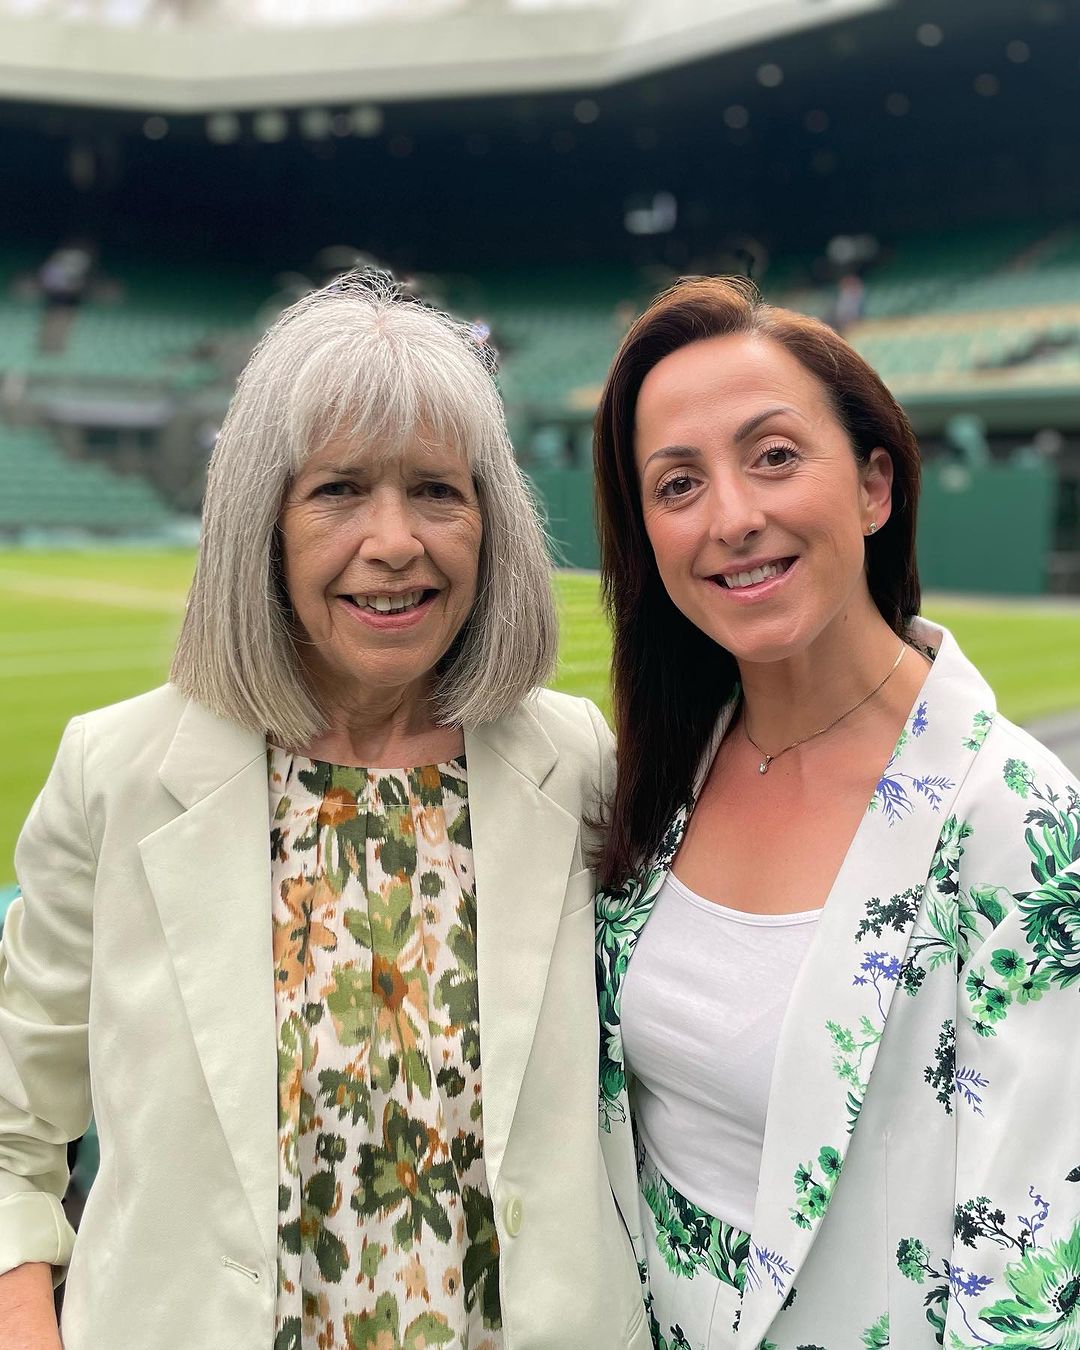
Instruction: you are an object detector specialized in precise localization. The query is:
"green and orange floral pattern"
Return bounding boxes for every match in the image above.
[269,750,501,1350]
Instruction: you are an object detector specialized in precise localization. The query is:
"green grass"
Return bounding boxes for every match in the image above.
[4,550,1080,879]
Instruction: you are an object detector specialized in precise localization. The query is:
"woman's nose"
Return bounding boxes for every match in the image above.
[707,478,766,546]
[357,494,425,569]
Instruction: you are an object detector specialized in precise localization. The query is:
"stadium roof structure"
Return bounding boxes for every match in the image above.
[0,0,885,109]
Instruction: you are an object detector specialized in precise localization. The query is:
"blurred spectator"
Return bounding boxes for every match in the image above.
[945,413,991,468]
[37,242,93,353]
[827,272,865,333]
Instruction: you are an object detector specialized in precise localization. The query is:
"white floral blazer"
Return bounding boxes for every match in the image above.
[597,618,1080,1349]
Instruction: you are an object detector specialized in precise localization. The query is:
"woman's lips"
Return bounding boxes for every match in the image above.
[709,556,798,600]
[338,589,439,629]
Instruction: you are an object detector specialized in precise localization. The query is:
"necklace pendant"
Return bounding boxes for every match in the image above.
[758,757,770,774]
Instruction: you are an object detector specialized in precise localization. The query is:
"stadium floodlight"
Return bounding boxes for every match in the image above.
[299,107,333,138]
[253,108,288,140]
[205,111,241,142]
[350,104,384,136]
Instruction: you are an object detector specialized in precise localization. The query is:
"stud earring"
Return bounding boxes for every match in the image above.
[866,521,878,535]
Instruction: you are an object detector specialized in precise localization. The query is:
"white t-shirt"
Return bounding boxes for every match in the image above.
[621,871,820,1233]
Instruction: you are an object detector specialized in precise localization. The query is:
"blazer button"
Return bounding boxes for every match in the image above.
[505,1196,524,1236]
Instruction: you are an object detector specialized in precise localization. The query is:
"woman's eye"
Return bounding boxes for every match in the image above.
[657,473,696,499]
[761,444,797,468]
[313,480,353,498]
[420,481,460,501]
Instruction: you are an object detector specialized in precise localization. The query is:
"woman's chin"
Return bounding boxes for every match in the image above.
[725,640,808,669]
[682,608,810,667]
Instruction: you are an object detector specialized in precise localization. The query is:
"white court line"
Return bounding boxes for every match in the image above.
[1,624,179,655]
[0,570,186,613]
[0,649,171,679]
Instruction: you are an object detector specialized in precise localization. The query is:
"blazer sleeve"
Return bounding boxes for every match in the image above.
[0,717,95,1277]
[943,772,1080,1346]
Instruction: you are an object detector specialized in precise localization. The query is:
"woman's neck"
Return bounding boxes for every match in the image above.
[298,680,464,769]
[737,611,913,755]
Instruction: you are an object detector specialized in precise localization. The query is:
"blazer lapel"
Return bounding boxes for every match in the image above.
[597,698,738,1252]
[138,699,279,1269]
[596,808,689,1257]
[737,621,996,1346]
[466,701,582,1188]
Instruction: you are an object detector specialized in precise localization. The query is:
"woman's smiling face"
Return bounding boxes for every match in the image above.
[633,332,893,668]
[279,433,483,713]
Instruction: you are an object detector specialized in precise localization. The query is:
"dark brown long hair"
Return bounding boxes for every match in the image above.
[593,276,922,888]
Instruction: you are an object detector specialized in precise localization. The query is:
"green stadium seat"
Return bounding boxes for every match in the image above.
[0,424,172,533]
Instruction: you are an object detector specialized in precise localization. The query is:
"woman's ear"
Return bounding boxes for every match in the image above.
[861,447,894,531]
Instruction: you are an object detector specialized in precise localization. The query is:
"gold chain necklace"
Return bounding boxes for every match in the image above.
[744,643,906,775]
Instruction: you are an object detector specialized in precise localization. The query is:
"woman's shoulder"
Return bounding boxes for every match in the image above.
[54,686,266,823]
[68,684,215,784]
[477,688,613,796]
[976,709,1079,798]
[946,708,1079,901]
[920,619,1078,799]
[75,683,189,743]
[31,687,195,823]
[527,687,614,771]
[528,687,610,745]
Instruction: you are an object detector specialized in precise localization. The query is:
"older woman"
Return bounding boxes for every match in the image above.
[592,277,1080,1350]
[0,276,649,1350]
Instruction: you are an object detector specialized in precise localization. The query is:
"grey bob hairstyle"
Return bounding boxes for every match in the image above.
[172,273,558,748]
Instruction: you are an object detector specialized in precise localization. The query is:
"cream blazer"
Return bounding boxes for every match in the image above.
[0,684,649,1350]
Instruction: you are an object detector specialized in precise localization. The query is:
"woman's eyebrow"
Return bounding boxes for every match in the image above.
[413,460,471,476]
[642,405,808,471]
[641,444,702,472]
[733,404,802,442]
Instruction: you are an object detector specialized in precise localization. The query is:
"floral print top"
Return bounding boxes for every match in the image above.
[269,749,502,1350]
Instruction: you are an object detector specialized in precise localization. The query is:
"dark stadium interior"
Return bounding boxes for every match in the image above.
[1,0,1078,272]
[0,0,1079,587]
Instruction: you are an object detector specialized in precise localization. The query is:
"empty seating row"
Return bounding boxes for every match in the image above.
[0,426,172,532]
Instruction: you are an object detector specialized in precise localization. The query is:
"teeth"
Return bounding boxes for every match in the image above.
[354,589,426,613]
[722,561,786,590]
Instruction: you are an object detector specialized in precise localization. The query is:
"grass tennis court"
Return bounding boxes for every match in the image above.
[4,549,1080,879]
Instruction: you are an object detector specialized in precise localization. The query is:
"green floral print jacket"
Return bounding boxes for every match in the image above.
[597,618,1080,1350]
